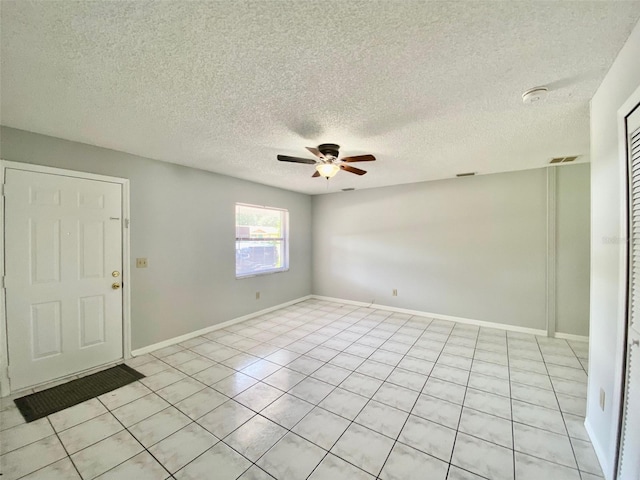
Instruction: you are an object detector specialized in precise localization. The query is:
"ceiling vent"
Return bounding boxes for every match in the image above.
[550,156,579,164]
[456,172,476,177]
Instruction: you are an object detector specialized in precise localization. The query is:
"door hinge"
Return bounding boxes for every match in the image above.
[0,183,4,196]
[124,219,130,228]
[0,276,4,288]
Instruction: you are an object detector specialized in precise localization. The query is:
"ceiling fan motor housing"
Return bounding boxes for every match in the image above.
[318,143,340,158]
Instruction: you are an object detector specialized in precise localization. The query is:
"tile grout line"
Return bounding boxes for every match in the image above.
[157,303,388,478]
[506,330,516,480]
[304,312,431,480]
[1,300,594,480]
[445,324,483,479]
[534,336,588,478]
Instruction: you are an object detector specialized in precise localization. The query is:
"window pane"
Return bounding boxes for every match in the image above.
[235,204,288,277]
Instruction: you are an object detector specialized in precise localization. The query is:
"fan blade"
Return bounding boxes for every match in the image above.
[340,165,367,176]
[312,171,321,178]
[306,147,325,159]
[277,155,317,164]
[341,154,376,163]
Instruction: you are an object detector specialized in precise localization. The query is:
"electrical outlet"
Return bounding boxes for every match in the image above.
[136,258,148,268]
[392,289,398,296]
[600,388,606,411]
[256,291,260,300]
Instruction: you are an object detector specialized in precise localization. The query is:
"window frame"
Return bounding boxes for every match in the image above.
[235,203,290,279]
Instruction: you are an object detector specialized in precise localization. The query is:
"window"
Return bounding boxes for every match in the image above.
[235,203,289,278]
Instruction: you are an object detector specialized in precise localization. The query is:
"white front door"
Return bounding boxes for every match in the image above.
[5,168,124,391]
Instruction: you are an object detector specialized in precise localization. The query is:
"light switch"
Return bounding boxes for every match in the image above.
[136,258,148,268]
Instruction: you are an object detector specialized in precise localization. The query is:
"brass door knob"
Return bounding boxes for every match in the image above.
[112,271,120,277]
[112,283,121,290]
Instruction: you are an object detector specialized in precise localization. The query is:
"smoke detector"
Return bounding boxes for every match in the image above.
[522,87,548,104]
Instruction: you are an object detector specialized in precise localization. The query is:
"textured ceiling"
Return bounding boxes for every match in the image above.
[2,1,639,195]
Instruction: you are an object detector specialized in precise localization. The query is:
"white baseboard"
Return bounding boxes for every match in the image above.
[555,332,590,342]
[131,295,312,357]
[312,295,548,336]
[585,417,613,480]
[132,293,588,358]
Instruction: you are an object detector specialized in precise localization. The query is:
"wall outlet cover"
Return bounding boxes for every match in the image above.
[136,258,148,268]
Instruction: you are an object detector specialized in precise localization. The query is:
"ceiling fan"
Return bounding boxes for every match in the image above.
[277,143,376,179]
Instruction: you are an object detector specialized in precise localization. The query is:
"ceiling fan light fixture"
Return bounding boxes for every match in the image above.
[316,163,340,178]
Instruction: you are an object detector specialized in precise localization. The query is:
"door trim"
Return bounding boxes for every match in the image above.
[0,160,131,396]
[606,84,640,479]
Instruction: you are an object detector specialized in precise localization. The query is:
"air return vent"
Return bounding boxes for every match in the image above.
[550,156,578,164]
[456,172,476,177]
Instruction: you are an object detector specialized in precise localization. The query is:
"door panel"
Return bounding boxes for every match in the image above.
[5,169,123,391]
[620,105,640,479]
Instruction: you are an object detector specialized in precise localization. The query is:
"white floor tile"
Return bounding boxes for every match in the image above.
[318,387,369,420]
[515,452,580,480]
[224,414,287,461]
[49,398,108,432]
[423,377,466,404]
[174,387,228,419]
[175,442,251,480]
[355,400,409,438]
[447,465,486,479]
[309,453,374,480]
[112,393,170,426]
[71,430,143,479]
[94,451,169,480]
[198,399,255,438]
[513,422,577,469]
[0,405,27,431]
[459,407,513,449]
[262,367,306,391]
[235,382,284,411]
[237,465,276,479]
[148,422,218,473]
[0,301,604,480]
[512,399,566,435]
[571,437,604,476]
[19,457,81,480]
[412,393,462,429]
[398,414,456,462]
[58,411,123,454]
[340,372,383,397]
[98,381,152,410]
[372,382,419,412]
[289,377,334,404]
[463,387,511,420]
[451,432,514,480]
[260,393,314,429]
[379,441,449,480]
[0,435,67,480]
[212,372,259,397]
[0,418,54,454]
[331,423,395,476]
[128,406,191,448]
[292,406,350,449]
[257,432,326,480]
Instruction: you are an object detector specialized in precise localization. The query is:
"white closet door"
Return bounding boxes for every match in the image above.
[620,105,640,480]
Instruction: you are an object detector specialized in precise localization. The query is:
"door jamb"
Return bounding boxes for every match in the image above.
[613,85,640,479]
[0,160,132,397]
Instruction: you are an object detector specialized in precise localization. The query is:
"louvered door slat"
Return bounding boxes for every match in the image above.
[620,113,640,478]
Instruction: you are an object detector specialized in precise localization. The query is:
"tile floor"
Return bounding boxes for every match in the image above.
[0,299,600,480]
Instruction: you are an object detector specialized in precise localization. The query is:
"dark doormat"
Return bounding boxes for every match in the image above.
[14,364,145,423]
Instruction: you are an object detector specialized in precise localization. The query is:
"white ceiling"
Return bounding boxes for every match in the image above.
[2,1,639,195]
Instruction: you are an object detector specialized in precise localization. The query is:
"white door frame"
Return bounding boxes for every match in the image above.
[0,160,132,397]
[613,84,640,479]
